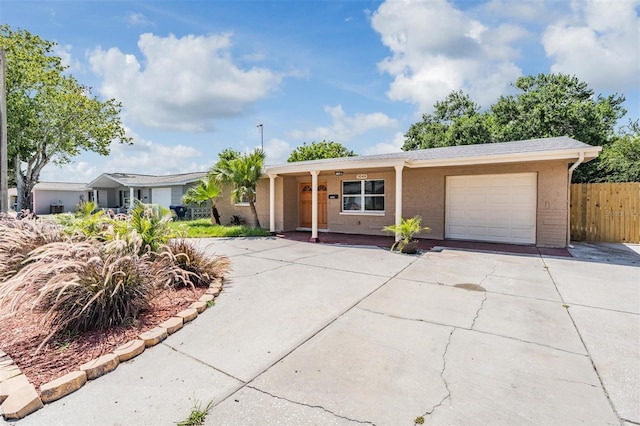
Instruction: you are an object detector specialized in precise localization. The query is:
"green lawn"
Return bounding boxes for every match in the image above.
[169,218,271,238]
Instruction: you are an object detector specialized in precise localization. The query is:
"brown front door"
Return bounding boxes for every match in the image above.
[300,182,327,228]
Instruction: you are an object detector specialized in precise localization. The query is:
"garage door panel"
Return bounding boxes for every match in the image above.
[445,173,537,244]
[449,193,469,203]
[492,211,510,222]
[467,226,488,236]
[151,188,172,209]
[463,193,484,204]
[448,210,467,220]
[487,192,510,204]
[512,227,536,239]
[487,227,510,238]
[512,210,535,223]
[448,225,467,234]
[467,209,486,221]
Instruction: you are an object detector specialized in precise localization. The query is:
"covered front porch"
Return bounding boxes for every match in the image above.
[264,159,407,243]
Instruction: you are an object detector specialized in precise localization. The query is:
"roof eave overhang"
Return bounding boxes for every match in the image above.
[406,147,602,168]
[87,174,127,188]
[265,159,407,175]
[264,146,601,176]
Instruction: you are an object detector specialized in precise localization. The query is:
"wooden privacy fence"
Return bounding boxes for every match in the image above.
[570,182,640,243]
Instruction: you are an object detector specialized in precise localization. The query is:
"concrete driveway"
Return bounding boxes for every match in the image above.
[10,238,640,425]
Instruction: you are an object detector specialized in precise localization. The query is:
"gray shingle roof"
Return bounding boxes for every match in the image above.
[265,136,598,169]
[33,182,89,191]
[102,172,207,186]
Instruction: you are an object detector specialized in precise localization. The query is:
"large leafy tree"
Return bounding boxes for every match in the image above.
[490,74,626,183]
[596,121,640,183]
[490,74,625,146]
[181,177,223,224]
[210,148,265,228]
[1,25,130,209]
[287,140,356,162]
[403,90,491,150]
[403,74,630,182]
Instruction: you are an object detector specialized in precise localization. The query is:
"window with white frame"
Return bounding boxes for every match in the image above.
[342,179,385,212]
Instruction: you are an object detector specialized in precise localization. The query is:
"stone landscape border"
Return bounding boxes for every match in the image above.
[0,279,223,420]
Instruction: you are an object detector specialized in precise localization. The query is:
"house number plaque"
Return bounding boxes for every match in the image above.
[356,174,368,179]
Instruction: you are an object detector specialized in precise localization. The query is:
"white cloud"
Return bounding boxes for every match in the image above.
[39,161,100,183]
[263,138,292,165]
[103,130,207,175]
[371,0,525,112]
[290,105,398,142]
[39,126,210,183]
[88,32,283,132]
[125,12,153,27]
[482,0,547,21]
[363,131,405,155]
[53,44,84,73]
[542,0,640,91]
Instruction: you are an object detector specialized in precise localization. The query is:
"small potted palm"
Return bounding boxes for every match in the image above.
[383,215,431,254]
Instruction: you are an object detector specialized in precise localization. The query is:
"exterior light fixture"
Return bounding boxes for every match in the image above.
[335,171,344,176]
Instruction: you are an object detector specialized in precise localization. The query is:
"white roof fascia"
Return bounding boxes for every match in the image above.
[406,147,602,168]
[87,173,112,188]
[265,159,407,175]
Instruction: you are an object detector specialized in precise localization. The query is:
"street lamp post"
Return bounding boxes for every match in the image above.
[257,123,263,150]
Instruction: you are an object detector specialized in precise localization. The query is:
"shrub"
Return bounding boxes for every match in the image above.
[164,239,230,288]
[128,200,175,253]
[0,217,62,282]
[0,237,157,350]
[228,215,246,226]
[382,215,431,253]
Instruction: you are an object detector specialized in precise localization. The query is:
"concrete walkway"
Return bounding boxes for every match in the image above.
[8,238,640,425]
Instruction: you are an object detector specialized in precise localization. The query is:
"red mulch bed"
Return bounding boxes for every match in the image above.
[0,286,207,391]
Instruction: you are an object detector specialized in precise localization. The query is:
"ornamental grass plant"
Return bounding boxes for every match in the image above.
[0,214,62,282]
[0,203,229,353]
[165,239,230,288]
[0,238,156,351]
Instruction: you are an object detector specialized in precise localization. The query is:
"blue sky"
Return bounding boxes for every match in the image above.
[2,0,639,183]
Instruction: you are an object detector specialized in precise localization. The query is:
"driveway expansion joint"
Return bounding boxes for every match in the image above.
[357,306,588,357]
[246,385,376,425]
[542,257,624,424]
[162,343,246,384]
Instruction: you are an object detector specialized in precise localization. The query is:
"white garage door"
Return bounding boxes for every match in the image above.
[445,173,537,244]
[151,187,172,209]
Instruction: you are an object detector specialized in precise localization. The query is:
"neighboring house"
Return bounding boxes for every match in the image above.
[7,187,17,211]
[31,182,92,216]
[260,137,601,248]
[87,172,207,212]
[10,171,254,223]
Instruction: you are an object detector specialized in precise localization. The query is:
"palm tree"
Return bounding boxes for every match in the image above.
[210,148,265,228]
[182,177,223,225]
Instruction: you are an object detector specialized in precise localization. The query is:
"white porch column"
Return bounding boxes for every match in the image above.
[394,164,404,242]
[310,170,319,242]
[93,190,98,206]
[129,187,135,211]
[269,174,277,233]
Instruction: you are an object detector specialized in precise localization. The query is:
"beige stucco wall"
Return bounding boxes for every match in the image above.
[260,159,571,247]
[401,160,570,247]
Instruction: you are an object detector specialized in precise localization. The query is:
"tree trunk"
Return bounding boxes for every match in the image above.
[13,156,31,210]
[208,203,221,225]
[212,205,221,225]
[249,199,260,228]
